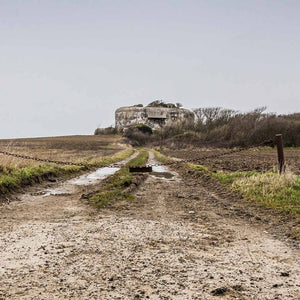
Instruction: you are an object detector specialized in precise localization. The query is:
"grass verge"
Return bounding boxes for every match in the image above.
[90,150,149,208]
[155,150,300,215]
[84,148,134,167]
[188,162,300,215]
[0,148,134,196]
[232,172,300,215]
[0,164,81,194]
[152,148,173,164]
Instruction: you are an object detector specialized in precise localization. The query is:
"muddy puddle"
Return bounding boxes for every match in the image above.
[17,152,139,200]
[20,151,171,200]
[37,152,141,198]
[41,167,121,197]
[69,167,120,185]
[148,152,178,181]
[151,165,174,180]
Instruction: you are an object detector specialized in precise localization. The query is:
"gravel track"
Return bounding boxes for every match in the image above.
[0,152,299,299]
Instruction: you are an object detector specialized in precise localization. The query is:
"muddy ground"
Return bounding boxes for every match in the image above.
[162,148,300,174]
[0,152,299,299]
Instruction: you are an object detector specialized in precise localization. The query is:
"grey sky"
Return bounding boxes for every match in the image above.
[1,0,300,138]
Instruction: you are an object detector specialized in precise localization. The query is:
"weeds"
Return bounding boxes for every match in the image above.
[0,164,80,194]
[187,163,209,173]
[128,150,149,167]
[211,170,258,185]
[84,148,134,167]
[91,150,149,208]
[152,149,173,164]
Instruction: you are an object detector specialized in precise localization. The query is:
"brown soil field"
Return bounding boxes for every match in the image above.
[0,135,126,168]
[161,148,300,174]
[0,151,299,299]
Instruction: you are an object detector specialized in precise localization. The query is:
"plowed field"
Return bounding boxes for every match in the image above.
[162,148,300,173]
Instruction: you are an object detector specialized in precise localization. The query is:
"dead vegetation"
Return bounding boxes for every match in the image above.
[0,135,131,197]
[146,107,300,148]
[0,135,125,168]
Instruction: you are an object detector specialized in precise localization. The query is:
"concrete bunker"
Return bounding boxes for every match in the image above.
[115,101,194,130]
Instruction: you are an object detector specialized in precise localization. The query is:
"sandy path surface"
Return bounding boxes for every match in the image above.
[0,152,299,299]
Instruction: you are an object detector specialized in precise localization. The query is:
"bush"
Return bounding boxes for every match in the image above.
[191,107,300,147]
[136,124,153,135]
[151,107,300,148]
[124,127,152,146]
[94,127,118,135]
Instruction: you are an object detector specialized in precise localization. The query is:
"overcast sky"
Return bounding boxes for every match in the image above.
[1,0,300,138]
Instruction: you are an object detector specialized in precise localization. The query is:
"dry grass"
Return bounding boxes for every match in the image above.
[151,148,173,164]
[0,135,133,196]
[232,171,300,214]
[0,135,125,168]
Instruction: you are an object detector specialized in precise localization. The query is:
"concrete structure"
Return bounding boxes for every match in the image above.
[115,103,194,130]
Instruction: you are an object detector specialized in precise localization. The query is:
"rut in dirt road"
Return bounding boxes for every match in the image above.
[0,151,299,299]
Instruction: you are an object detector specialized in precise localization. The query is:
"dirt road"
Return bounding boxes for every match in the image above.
[0,153,299,299]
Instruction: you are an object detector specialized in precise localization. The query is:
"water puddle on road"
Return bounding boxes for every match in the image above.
[42,166,120,197]
[20,152,138,201]
[69,167,120,185]
[152,165,168,173]
[146,151,178,181]
[150,165,175,180]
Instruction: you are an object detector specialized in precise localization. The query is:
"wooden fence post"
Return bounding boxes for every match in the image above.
[275,134,285,174]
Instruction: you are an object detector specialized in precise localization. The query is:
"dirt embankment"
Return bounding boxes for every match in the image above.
[0,152,299,299]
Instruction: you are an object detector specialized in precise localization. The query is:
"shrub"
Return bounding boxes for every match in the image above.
[94,127,118,135]
[124,127,152,146]
[191,107,300,147]
[136,124,153,135]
